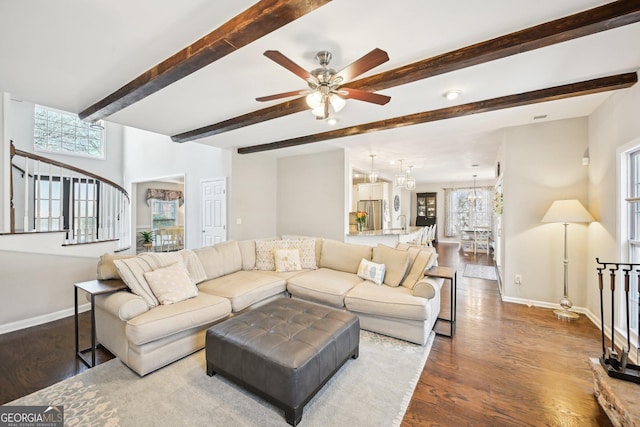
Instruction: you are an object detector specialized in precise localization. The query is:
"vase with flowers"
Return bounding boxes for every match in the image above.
[355,211,368,232]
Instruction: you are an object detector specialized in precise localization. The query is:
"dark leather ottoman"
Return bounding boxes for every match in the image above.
[205,298,360,426]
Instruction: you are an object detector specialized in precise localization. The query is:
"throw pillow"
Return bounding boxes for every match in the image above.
[288,239,317,269]
[274,249,302,272]
[255,240,288,270]
[96,253,135,280]
[372,244,410,287]
[357,258,386,286]
[143,262,198,305]
[114,255,162,308]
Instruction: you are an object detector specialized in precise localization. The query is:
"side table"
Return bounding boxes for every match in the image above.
[425,265,457,338]
[74,279,127,367]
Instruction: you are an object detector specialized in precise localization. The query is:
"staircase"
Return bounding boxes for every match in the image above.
[8,141,130,250]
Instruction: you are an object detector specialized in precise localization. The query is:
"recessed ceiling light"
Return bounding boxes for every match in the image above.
[443,89,462,101]
[327,118,337,125]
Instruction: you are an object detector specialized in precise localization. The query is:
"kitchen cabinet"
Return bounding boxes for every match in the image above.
[358,183,388,201]
[416,192,436,229]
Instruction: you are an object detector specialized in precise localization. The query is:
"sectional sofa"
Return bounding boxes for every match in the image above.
[92,237,443,376]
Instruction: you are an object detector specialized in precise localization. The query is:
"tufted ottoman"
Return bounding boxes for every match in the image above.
[205,298,360,426]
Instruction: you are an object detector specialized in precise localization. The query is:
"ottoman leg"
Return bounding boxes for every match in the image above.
[285,406,303,426]
[206,361,217,377]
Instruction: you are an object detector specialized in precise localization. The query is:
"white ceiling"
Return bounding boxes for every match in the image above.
[1,0,639,183]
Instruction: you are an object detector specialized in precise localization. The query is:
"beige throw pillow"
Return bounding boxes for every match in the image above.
[144,262,198,305]
[274,249,302,272]
[372,244,410,287]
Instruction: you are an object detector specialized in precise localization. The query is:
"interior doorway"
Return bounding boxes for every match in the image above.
[133,175,185,253]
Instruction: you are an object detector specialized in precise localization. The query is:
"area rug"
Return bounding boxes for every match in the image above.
[463,263,498,280]
[8,330,434,426]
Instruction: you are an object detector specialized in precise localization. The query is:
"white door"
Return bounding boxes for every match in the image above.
[201,178,227,246]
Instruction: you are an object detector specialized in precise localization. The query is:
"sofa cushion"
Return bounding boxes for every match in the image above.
[287,268,365,308]
[194,240,242,280]
[401,247,437,289]
[274,249,301,272]
[238,240,256,271]
[198,270,286,312]
[319,239,372,274]
[97,253,135,280]
[357,258,385,286]
[144,262,198,305]
[372,245,410,287]
[125,292,231,346]
[344,281,430,321]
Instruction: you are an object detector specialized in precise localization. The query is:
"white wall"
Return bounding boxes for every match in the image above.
[587,81,640,329]
[501,118,589,307]
[229,151,277,240]
[277,150,347,241]
[122,127,231,250]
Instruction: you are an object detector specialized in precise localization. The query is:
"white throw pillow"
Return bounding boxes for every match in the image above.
[274,249,302,272]
[255,240,288,270]
[143,262,198,305]
[357,258,386,286]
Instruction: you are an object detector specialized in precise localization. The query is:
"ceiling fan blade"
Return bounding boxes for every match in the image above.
[263,50,315,81]
[256,90,309,102]
[340,88,391,105]
[334,48,389,82]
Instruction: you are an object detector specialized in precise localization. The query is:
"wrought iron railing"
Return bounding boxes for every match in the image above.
[9,141,130,248]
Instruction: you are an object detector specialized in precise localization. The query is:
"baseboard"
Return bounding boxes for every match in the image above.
[0,303,91,335]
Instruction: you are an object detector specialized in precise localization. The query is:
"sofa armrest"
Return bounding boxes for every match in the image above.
[412,279,437,299]
[95,291,149,321]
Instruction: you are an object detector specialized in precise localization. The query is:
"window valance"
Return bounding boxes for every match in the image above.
[146,189,184,206]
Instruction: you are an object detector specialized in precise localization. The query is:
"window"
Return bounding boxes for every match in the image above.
[34,176,100,241]
[445,187,492,237]
[151,200,178,229]
[33,105,104,158]
[625,148,640,337]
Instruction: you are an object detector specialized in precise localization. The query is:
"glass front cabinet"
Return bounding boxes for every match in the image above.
[416,192,437,229]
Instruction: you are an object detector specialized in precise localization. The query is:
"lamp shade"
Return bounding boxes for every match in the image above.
[541,199,594,223]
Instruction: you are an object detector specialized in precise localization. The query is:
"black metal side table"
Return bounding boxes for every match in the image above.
[74,280,127,367]
[425,265,457,338]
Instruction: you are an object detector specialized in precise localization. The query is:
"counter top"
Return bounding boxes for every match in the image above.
[346,226,423,237]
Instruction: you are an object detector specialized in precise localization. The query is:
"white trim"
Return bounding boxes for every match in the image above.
[0,303,90,335]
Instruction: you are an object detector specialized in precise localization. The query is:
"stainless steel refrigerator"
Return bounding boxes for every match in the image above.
[357,200,383,230]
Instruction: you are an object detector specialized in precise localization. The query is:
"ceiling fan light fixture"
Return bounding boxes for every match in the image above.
[306,92,322,109]
[443,89,462,101]
[329,94,346,112]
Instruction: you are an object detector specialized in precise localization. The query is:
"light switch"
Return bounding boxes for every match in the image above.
[236,218,242,225]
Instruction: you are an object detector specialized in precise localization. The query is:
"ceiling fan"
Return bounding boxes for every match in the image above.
[256,48,391,119]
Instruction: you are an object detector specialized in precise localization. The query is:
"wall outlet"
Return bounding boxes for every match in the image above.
[236,218,242,225]
[515,274,522,285]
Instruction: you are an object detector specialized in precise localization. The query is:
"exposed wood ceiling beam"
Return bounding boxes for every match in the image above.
[237,72,638,154]
[78,0,332,122]
[173,0,640,143]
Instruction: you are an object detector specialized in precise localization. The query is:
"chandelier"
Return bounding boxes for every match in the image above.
[468,174,479,206]
[368,154,379,183]
[395,160,415,190]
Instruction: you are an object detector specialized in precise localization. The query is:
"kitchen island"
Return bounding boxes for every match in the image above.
[345,226,424,247]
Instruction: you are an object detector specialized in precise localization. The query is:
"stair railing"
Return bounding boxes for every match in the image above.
[9,141,130,249]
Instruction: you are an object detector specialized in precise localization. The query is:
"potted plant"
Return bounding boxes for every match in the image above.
[138,230,155,251]
[355,211,368,232]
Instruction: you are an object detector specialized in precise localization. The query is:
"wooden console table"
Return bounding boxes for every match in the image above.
[425,265,457,338]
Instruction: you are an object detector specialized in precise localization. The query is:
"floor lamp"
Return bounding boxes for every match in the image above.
[542,199,594,320]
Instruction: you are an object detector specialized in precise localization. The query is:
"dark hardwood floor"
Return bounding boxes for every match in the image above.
[403,242,612,426]
[0,242,612,426]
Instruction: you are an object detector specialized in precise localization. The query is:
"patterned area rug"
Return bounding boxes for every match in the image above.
[463,264,498,280]
[8,330,434,427]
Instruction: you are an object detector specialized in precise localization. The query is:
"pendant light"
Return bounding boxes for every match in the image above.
[395,160,407,187]
[368,154,379,183]
[468,174,478,207]
[405,165,416,190]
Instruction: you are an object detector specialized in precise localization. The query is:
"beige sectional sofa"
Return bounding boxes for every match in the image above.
[93,237,442,376]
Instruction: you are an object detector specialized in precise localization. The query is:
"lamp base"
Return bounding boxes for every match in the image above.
[554,308,579,320]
